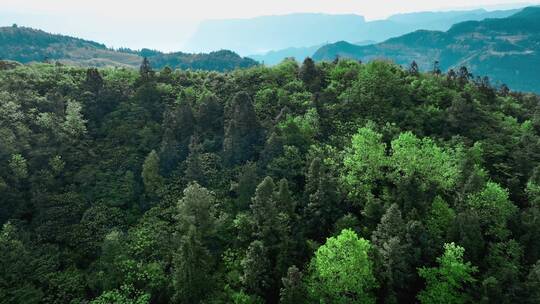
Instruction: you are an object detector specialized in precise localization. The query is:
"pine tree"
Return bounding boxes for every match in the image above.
[84,68,103,94]
[173,226,212,304]
[524,261,540,304]
[141,150,163,198]
[234,162,259,212]
[276,178,296,219]
[371,204,413,303]
[160,102,195,173]
[241,240,271,297]
[195,93,224,151]
[250,177,278,244]
[223,92,263,165]
[408,61,419,76]
[280,266,307,304]
[139,57,154,82]
[173,183,218,303]
[184,137,207,186]
[299,57,322,92]
[303,158,341,240]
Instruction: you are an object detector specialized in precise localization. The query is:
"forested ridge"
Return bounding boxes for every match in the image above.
[0,25,258,72]
[313,6,540,93]
[1,57,540,304]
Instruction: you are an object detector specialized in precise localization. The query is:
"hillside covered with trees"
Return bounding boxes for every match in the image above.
[313,6,540,93]
[1,57,540,304]
[0,25,258,72]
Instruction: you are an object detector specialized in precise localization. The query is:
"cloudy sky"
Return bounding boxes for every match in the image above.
[2,0,538,51]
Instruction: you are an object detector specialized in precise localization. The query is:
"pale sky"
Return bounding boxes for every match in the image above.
[2,0,539,51]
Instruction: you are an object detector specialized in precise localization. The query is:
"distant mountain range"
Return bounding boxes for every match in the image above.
[186,8,520,58]
[247,41,376,66]
[2,6,540,92]
[313,6,540,93]
[0,25,257,72]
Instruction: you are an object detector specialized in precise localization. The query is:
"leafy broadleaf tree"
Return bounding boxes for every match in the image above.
[418,243,477,304]
[308,229,377,304]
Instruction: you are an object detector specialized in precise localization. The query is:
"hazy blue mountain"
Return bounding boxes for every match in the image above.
[0,25,257,71]
[248,40,376,66]
[186,13,367,55]
[185,8,519,56]
[248,45,323,66]
[313,6,540,93]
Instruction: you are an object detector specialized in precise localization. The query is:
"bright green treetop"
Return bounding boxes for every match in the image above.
[418,242,477,304]
[309,229,377,304]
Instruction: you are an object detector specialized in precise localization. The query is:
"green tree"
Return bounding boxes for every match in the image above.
[520,206,540,264]
[234,162,260,212]
[467,182,517,240]
[91,284,150,304]
[426,197,456,247]
[389,131,460,191]
[195,93,224,151]
[176,182,217,238]
[276,178,296,219]
[9,153,28,179]
[524,261,540,304]
[172,226,212,304]
[342,127,387,200]
[241,240,271,298]
[223,92,263,165]
[250,177,278,242]
[299,57,323,92]
[139,57,155,82]
[418,243,477,304]
[308,229,377,304]
[173,183,218,303]
[160,101,195,173]
[480,240,523,303]
[304,157,341,240]
[141,150,163,198]
[371,204,413,303]
[62,100,87,138]
[0,222,43,304]
[279,266,307,304]
[526,166,540,207]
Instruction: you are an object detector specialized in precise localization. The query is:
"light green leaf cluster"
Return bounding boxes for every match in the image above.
[467,182,517,239]
[309,229,377,304]
[390,131,460,190]
[343,127,387,199]
[342,127,461,200]
[9,153,28,179]
[418,243,477,304]
[62,100,87,138]
[90,284,150,304]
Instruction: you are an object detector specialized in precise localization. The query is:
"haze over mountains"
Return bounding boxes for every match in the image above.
[185,8,520,61]
[1,5,540,92]
[314,6,540,93]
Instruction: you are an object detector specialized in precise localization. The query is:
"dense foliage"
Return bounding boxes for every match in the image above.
[1,57,540,304]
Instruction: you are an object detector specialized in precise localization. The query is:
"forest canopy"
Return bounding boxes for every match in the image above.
[1,57,540,303]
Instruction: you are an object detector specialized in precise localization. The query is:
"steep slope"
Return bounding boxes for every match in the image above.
[0,25,258,71]
[314,6,540,92]
[186,8,519,56]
